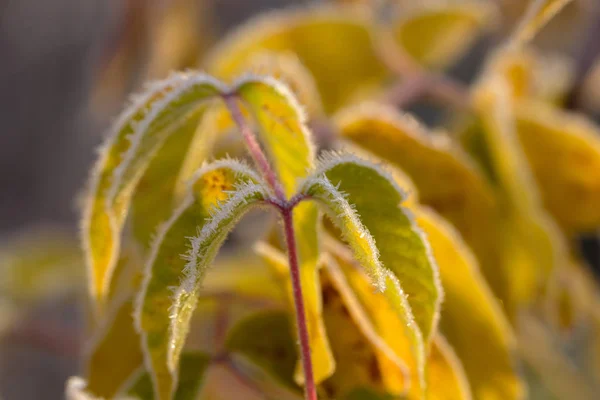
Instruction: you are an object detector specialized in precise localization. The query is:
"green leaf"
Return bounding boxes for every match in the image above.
[300,152,442,342]
[392,2,497,70]
[415,208,524,400]
[225,310,300,392]
[124,352,211,400]
[335,103,505,311]
[84,297,144,398]
[255,241,336,385]
[82,73,222,310]
[206,5,388,112]
[134,160,268,400]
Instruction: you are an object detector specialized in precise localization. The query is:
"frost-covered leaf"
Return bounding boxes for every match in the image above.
[416,208,524,400]
[324,243,425,398]
[300,153,442,342]
[206,5,387,112]
[335,103,506,305]
[255,242,335,385]
[124,352,211,400]
[427,335,472,400]
[515,100,600,233]
[509,0,574,48]
[134,160,268,400]
[85,297,143,398]
[82,73,222,310]
[234,75,315,197]
[473,75,566,310]
[225,310,300,392]
[391,2,497,70]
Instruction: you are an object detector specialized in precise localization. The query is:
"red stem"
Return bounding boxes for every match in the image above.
[223,94,286,200]
[281,207,317,400]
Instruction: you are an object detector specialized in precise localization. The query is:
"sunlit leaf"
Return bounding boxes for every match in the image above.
[206,5,388,112]
[225,310,300,392]
[427,335,473,400]
[335,103,506,305]
[324,242,426,398]
[514,100,600,233]
[85,297,144,398]
[509,0,574,48]
[255,242,336,385]
[300,152,442,342]
[134,160,268,400]
[391,2,497,70]
[473,75,566,311]
[416,208,524,400]
[82,73,222,310]
[124,352,212,400]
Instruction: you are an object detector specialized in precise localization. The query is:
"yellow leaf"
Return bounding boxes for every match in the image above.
[415,208,524,400]
[515,100,600,233]
[392,2,497,70]
[206,5,388,112]
[427,335,473,400]
[301,153,442,341]
[84,298,143,398]
[135,160,268,400]
[255,242,336,386]
[509,0,574,48]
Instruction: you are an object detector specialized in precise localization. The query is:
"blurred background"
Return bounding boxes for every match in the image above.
[1,0,600,399]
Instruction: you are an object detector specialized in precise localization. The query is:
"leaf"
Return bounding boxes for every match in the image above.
[473,75,566,310]
[130,112,204,247]
[415,208,524,400]
[206,5,388,112]
[509,0,574,48]
[82,73,222,310]
[124,352,211,400]
[514,100,600,233]
[391,2,497,70]
[318,269,390,399]
[427,335,473,400]
[324,243,425,398]
[84,297,144,398]
[228,51,324,117]
[300,152,442,342]
[335,103,505,310]
[234,75,315,197]
[134,160,268,400]
[255,242,336,385]
[225,310,300,392]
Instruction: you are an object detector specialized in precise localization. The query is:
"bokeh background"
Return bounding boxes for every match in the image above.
[1,0,600,399]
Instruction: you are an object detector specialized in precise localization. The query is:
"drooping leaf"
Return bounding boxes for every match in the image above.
[335,103,505,308]
[391,2,497,70]
[319,269,389,399]
[255,242,336,385]
[473,75,566,310]
[124,352,212,400]
[300,152,443,342]
[427,335,473,400]
[82,73,222,310]
[134,160,268,400]
[225,310,300,392]
[509,0,574,48]
[324,242,425,398]
[206,5,388,112]
[415,208,524,400]
[85,297,144,398]
[514,100,600,233]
